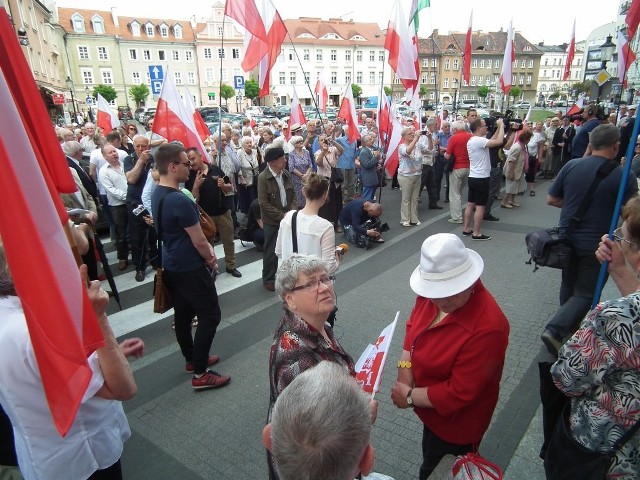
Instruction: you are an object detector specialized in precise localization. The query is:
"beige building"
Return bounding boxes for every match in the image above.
[535,43,584,106]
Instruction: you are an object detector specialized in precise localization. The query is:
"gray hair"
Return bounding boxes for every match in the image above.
[262,126,274,137]
[451,120,466,132]
[270,361,371,480]
[131,134,149,144]
[426,117,437,127]
[361,133,373,144]
[241,127,253,137]
[289,135,303,146]
[62,141,82,157]
[275,254,329,300]
[231,128,240,137]
[401,126,415,136]
[0,239,16,297]
[589,124,620,150]
[241,136,254,146]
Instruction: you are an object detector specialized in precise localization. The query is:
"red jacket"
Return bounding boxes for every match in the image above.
[445,131,472,169]
[403,280,509,445]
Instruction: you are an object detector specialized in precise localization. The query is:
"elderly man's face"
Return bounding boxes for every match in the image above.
[365,118,374,128]
[269,155,286,173]
[102,144,119,163]
[85,125,95,136]
[133,137,149,155]
[442,123,450,132]
[187,149,203,170]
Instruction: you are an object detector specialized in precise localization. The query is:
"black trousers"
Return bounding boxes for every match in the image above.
[127,204,159,271]
[88,459,122,480]
[165,265,221,374]
[484,164,503,215]
[434,154,447,201]
[419,164,438,207]
[419,425,473,479]
[109,205,129,261]
[262,223,279,283]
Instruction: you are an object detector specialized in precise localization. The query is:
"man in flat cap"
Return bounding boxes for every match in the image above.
[257,147,297,291]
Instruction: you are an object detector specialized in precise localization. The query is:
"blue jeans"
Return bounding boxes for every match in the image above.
[362,186,376,202]
[340,222,369,249]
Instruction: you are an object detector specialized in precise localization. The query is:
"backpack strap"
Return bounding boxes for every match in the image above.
[291,210,299,254]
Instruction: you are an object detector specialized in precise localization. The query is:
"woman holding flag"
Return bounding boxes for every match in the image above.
[391,233,509,479]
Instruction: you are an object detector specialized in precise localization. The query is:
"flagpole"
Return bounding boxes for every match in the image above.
[217,12,228,166]
[377,46,388,203]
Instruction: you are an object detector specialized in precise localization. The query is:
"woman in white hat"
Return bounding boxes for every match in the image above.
[391,233,509,479]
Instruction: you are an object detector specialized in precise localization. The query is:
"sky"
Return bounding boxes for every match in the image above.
[56,0,619,46]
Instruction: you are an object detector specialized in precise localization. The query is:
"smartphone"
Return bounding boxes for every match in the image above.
[133,204,149,216]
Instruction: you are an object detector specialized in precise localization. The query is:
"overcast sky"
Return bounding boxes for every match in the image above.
[57,0,619,46]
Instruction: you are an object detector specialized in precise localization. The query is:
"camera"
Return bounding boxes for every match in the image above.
[363,218,390,234]
[133,204,149,216]
[485,109,523,133]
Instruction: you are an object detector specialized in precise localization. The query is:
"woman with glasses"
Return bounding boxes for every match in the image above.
[548,196,640,478]
[398,126,424,227]
[286,135,312,207]
[267,254,356,479]
[123,123,138,155]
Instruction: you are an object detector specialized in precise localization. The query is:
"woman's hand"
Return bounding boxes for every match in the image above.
[596,234,626,273]
[120,338,145,358]
[391,381,412,409]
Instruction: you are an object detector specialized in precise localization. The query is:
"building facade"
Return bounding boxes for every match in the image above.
[535,43,584,105]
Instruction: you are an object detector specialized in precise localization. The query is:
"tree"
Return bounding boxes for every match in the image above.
[509,87,522,100]
[244,79,260,102]
[129,85,149,108]
[93,84,117,102]
[220,84,235,106]
[351,83,363,103]
[419,85,428,99]
[383,86,391,96]
[571,81,591,96]
[477,86,489,100]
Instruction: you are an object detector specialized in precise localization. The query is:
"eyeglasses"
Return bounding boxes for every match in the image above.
[635,144,640,148]
[173,161,192,167]
[613,227,639,247]
[128,127,137,131]
[290,275,335,293]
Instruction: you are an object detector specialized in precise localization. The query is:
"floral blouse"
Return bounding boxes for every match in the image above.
[552,292,640,479]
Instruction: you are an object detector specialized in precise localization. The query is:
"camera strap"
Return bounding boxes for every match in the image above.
[291,210,299,253]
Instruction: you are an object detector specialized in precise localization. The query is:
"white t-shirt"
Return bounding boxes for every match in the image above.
[90,148,126,195]
[275,210,338,274]
[528,132,545,156]
[467,136,491,178]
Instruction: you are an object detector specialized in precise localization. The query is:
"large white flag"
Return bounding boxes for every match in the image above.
[355,312,399,397]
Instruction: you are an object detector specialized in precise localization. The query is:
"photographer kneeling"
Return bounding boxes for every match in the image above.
[338,198,387,249]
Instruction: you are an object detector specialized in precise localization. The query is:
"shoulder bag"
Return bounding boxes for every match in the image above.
[525,160,618,271]
[451,452,503,479]
[153,190,175,314]
[197,203,217,241]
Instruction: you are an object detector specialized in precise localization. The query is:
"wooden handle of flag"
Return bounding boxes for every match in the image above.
[63,220,85,270]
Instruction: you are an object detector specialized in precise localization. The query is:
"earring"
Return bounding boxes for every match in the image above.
[291,304,297,310]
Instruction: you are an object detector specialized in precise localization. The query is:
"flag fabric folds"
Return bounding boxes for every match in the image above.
[627,0,640,40]
[463,11,473,85]
[566,95,585,117]
[376,92,391,147]
[314,77,328,112]
[563,19,575,81]
[499,20,515,95]
[287,87,306,140]
[337,82,361,144]
[618,30,636,88]
[183,90,210,142]
[408,0,430,32]
[152,72,209,158]
[96,94,119,133]
[355,313,399,395]
[384,112,405,177]
[385,0,419,101]
[0,5,105,436]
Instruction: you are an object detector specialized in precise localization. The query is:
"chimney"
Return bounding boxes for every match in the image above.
[433,28,438,36]
[561,42,568,51]
[538,41,544,46]
[111,7,119,28]
[190,15,196,28]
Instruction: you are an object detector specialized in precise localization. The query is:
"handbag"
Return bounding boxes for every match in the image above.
[153,191,174,314]
[525,160,618,272]
[197,204,217,241]
[330,166,344,184]
[450,452,503,480]
[543,403,640,480]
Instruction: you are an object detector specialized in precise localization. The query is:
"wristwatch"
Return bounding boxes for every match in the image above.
[406,388,414,406]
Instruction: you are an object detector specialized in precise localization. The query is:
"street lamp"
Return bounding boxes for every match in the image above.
[66,76,78,117]
[597,35,616,103]
[452,78,459,115]
[85,85,94,122]
[236,90,244,113]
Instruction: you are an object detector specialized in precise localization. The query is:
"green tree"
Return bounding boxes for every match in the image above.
[351,83,363,102]
[244,79,260,102]
[220,84,235,106]
[419,85,428,98]
[477,86,489,100]
[129,84,149,108]
[383,86,391,96]
[93,84,117,102]
[571,81,591,96]
[509,87,522,100]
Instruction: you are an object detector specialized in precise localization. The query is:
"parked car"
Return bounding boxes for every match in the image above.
[260,106,278,117]
[554,100,567,107]
[355,108,377,124]
[134,107,145,122]
[513,101,531,109]
[139,107,156,126]
[276,106,291,118]
[117,106,132,120]
[245,106,262,116]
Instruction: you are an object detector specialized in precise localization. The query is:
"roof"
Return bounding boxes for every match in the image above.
[283,17,385,46]
[422,30,543,56]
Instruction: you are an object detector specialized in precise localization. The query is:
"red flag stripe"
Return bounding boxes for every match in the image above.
[463,12,473,85]
[337,83,361,144]
[627,0,640,40]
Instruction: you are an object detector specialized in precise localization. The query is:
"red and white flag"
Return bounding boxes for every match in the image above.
[96,94,119,133]
[499,20,515,95]
[153,71,208,158]
[385,0,419,100]
[0,6,104,436]
[566,95,585,117]
[463,11,473,85]
[384,113,405,177]
[287,87,306,140]
[376,92,391,145]
[315,76,328,112]
[618,30,636,88]
[563,19,575,81]
[627,0,640,40]
[183,90,210,142]
[355,313,399,396]
[338,82,361,144]
[226,0,287,98]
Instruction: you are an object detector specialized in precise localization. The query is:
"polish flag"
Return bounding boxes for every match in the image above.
[152,72,208,158]
[384,113,405,177]
[463,11,473,85]
[96,94,119,133]
[566,95,585,117]
[0,6,104,436]
[524,104,532,122]
[355,313,398,396]
[627,0,640,40]
[338,82,361,144]
[376,92,391,146]
[563,19,575,81]
[618,30,636,88]
[287,87,306,140]
[499,20,515,95]
[315,76,328,112]
[385,0,419,99]
[183,90,210,142]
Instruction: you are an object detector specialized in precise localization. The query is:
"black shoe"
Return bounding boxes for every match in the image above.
[135,270,145,282]
[483,214,499,221]
[444,198,450,203]
[541,329,563,357]
[227,268,242,278]
[462,230,472,236]
[471,234,491,240]
[428,205,443,210]
[254,243,264,252]
[370,238,385,243]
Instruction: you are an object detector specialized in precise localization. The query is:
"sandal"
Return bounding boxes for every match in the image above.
[192,318,198,327]
[530,191,536,196]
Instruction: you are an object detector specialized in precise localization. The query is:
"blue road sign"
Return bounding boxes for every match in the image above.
[233,75,245,89]
[149,65,164,94]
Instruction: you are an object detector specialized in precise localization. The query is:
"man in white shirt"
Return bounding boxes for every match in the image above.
[79,123,97,154]
[98,144,129,270]
[463,118,504,240]
[418,118,442,209]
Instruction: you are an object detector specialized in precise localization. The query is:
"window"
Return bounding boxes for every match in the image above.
[218,48,225,58]
[356,50,362,61]
[379,51,384,62]
[369,50,375,61]
[472,59,477,68]
[518,75,524,85]
[431,59,436,68]
[217,26,223,37]
[100,68,113,84]
[369,71,375,84]
[480,60,485,68]
[145,72,150,84]
[187,72,195,85]
[82,68,94,85]
[345,50,351,62]
[520,60,526,68]
[72,14,85,33]
[160,25,169,37]
[443,77,449,88]
[331,50,337,61]
[97,47,109,61]
[487,59,492,69]
[512,60,517,68]
[290,72,296,84]
[444,58,450,70]
[345,71,351,83]
[279,72,285,84]
[542,69,547,77]
[92,15,104,34]
[495,60,499,69]
[316,50,323,61]
[205,68,215,84]
[288,49,294,61]
[131,23,140,36]
[423,58,428,68]
[129,49,137,61]
[221,69,228,81]
[304,71,310,82]
[158,50,166,61]
[204,48,212,59]
[526,74,532,85]
[303,49,310,61]
[174,72,183,85]
[78,46,89,60]
[421,74,428,84]
[232,48,240,59]
[453,59,459,70]
[378,71,383,83]
[485,76,491,85]
[172,50,180,61]
[553,58,557,65]
[394,76,401,84]
[430,73,436,84]
[146,25,154,36]
[185,51,193,62]
[143,50,151,61]
[331,72,337,84]
[545,59,549,65]
[174,25,182,38]
[208,93,215,101]
[132,72,141,84]
[528,60,533,68]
